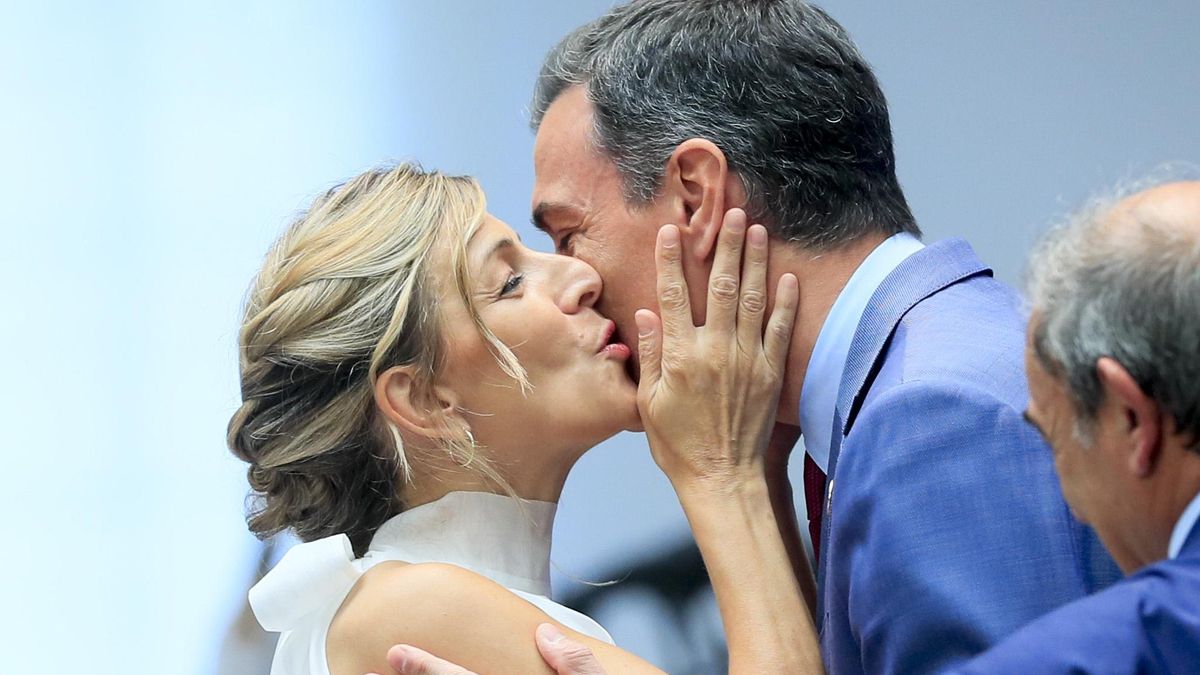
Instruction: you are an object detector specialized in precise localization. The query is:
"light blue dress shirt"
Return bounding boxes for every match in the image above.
[799,233,924,472]
[1169,489,1200,559]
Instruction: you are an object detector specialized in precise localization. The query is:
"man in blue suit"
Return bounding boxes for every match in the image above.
[948,181,1200,673]
[526,1,1117,672]
[385,1,1118,673]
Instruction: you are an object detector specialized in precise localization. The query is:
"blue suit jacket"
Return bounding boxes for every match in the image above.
[951,525,1200,674]
[816,239,1120,674]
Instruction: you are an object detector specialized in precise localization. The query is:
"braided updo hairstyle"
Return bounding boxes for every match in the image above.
[227,164,525,556]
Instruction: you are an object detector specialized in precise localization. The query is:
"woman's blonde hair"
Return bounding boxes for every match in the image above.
[228,164,526,555]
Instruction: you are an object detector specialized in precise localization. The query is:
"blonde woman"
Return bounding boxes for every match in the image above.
[231,164,821,674]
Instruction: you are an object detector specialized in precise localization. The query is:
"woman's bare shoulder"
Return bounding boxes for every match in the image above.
[327,561,520,674]
[326,561,661,675]
[337,560,497,622]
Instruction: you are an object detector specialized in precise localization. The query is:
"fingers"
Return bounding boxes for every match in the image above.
[386,644,477,675]
[736,223,769,352]
[704,209,748,336]
[764,273,799,372]
[535,624,608,675]
[635,309,662,389]
[654,224,693,344]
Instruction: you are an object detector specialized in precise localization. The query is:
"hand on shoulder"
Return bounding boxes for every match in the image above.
[328,561,659,675]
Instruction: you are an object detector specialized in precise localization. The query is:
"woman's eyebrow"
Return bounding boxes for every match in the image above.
[470,237,516,272]
[486,237,515,259]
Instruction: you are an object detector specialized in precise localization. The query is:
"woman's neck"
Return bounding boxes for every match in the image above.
[402,453,575,510]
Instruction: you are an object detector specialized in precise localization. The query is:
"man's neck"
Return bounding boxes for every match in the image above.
[1118,452,1200,573]
[770,233,888,428]
[1155,456,1200,558]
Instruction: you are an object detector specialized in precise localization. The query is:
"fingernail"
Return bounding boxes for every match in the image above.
[661,225,679,247]
[635,311,652,337]
[749,225,766,246]
[393,646,410,672]
[543,624,565,644]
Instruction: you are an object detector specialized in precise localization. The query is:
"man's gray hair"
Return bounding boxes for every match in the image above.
[1026,178,1200,450]
[531,0,917,250]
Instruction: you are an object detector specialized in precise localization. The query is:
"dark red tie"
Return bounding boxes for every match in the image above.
[803,453,827,563]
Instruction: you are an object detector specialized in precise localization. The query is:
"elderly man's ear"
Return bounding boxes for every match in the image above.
[1096,356,1164,478]
[662,138,750,262]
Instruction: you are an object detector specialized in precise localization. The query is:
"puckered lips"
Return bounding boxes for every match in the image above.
[596,319,631,360]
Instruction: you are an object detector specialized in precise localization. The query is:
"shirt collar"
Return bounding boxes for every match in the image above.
[1169,489,1200,559]
[799,233,925,472]
[367,491,557,596]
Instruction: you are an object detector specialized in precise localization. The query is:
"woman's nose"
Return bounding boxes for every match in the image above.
[556,256,603,313]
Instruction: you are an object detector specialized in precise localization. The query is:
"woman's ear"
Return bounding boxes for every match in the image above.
[664,139,737,262]
[374,365,462,441]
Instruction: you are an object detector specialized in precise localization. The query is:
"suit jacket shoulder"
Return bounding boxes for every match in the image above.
[951,541,1200,674]
[818,240,1120,674]
[878,273,1027,406]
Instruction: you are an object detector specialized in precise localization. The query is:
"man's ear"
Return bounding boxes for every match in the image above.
[374,365,462,441]
[663,139,744,262]
[1096,356,1162,478]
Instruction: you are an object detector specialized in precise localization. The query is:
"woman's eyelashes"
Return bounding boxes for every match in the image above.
[498,272,525,298]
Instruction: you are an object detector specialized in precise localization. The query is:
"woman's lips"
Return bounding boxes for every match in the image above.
[597,320,632,360]
[600,342,632,360]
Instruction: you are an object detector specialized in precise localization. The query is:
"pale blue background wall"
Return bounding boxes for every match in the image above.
[1,2,1195,673]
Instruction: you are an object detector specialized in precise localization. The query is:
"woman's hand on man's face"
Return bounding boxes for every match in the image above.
[634,208,799,494]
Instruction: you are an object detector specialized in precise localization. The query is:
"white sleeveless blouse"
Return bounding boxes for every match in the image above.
[249,491,614,674]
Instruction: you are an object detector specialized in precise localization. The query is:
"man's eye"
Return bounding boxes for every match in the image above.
[499,273,524,297]
[558,233,575,254]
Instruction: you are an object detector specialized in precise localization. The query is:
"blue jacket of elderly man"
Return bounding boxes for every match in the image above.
[950,518,1200,674]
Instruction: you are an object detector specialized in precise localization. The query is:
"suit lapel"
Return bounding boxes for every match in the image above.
[816,408,844,623]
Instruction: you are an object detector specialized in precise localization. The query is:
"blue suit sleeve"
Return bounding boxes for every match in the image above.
[827,379,1099,674]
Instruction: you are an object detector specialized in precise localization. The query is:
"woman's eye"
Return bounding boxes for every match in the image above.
[499,273,524,297]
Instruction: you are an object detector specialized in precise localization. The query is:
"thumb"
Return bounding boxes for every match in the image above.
[535,624,607,675]
[635,309,662,391]
[385,644,474,675]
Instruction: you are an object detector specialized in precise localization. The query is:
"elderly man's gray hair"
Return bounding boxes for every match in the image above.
[1026,180,1200,450]
[530,0,918,250]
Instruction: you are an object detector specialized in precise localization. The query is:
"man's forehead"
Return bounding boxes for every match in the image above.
[530,142,605,220]
[536,87,593,143]
[531,87,601,183]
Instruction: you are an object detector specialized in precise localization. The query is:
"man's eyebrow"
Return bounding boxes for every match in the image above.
[530,201,576,234]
